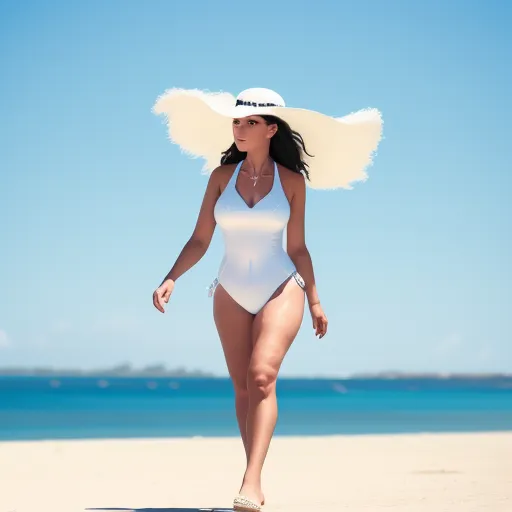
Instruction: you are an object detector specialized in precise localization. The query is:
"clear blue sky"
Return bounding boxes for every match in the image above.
[1,0,511,376]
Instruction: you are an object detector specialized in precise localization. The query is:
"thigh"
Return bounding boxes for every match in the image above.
[213,284,254,389]
[251,276,305,370]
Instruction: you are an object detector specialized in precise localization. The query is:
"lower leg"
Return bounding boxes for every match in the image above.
[234,388,250,462]
[239,376,277,503]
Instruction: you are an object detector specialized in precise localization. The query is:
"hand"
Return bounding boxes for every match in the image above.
[152,279,175,313]
[309,302,328,338]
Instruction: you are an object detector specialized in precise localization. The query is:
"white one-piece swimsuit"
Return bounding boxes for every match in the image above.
[209,159,305,314]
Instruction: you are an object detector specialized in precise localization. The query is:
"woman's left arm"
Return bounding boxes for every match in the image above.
[286,173,328,338]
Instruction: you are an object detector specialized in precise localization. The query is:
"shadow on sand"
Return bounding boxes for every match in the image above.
[86,507,234,512]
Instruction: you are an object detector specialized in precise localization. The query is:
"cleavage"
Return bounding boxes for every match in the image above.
[234,166,275,209]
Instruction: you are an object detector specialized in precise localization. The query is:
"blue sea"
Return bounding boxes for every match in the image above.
[1,376,511,441]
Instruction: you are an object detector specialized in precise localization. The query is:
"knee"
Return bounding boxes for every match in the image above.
[232,379,249,398]
[247,364,278,399]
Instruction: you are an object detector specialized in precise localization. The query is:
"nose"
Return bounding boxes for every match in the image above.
[233,124,247,138]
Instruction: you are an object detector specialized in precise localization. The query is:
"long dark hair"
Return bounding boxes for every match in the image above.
[220,115,312,181]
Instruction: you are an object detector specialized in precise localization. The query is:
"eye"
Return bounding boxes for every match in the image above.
[232,119,240,125]
[248,120,257,126]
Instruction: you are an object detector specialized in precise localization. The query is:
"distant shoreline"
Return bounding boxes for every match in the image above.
[0,366,511,380]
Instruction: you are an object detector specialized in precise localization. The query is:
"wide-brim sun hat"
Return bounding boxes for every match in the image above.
[152,87,383,190]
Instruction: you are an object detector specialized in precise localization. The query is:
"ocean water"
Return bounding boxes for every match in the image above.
[0,376,511,441]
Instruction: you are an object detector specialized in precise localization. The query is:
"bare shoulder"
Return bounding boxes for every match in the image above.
[276,163,306,202]
[210,163,238,191]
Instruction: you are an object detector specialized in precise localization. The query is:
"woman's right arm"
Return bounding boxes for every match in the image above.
[153,168,221,313]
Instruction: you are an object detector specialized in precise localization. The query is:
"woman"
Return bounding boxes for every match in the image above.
[152,87,382,511]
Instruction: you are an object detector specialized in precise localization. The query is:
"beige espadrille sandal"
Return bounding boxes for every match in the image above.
[233,494,262,511]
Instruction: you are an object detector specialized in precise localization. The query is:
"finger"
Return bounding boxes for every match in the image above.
[152,291,159,311]
[162,288,171,303]
[153,290,165,313]
[318,319,326,338]
[153,292,163,313]
[157,291,166,312]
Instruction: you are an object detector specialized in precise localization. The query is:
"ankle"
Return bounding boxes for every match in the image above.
[242,474,261,487]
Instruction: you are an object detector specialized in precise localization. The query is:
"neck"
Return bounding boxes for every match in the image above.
[244,148,272,172]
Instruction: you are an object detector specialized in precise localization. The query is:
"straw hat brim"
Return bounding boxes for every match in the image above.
[152,88,383,190]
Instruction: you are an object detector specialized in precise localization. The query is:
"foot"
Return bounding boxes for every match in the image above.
[238,482,265,507]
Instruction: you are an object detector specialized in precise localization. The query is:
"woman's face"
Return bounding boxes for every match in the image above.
[232,116,277,152]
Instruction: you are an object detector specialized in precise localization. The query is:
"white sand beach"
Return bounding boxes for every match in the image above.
[1,432,511,512]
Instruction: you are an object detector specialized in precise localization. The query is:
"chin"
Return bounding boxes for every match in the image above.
[234,141,249,152]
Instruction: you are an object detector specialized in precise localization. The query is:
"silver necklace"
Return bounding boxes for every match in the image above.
[249,173,259,187]
[242,161,270,187]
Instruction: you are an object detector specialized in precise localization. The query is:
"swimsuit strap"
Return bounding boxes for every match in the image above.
[272,160,280,186]
[230,160,244,187]
[273,160,287,197]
